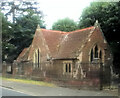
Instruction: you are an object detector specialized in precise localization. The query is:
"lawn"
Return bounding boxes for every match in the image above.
[2,77,56,87]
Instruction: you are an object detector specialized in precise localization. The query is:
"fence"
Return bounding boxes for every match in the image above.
[2,61,112,90]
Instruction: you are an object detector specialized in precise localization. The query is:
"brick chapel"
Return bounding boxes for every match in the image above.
[16,21,113,88]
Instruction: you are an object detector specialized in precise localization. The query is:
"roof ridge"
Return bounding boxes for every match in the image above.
[41,29,67,34]
[41,26,94,35]
[68,26,94,34]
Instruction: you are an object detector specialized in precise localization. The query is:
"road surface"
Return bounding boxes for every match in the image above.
[1,87,30,96]
[2,79,118,96]
[0,87,118,98]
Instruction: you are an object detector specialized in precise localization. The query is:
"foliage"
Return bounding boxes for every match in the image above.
[1,12,16,62]
[9,12,45,61]
[52,17,78,32]
[1,0,43,23]
[1,1,45,62]
[78,2,120,75]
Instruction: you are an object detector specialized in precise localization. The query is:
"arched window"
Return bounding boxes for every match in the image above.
[99,50,102,60]
[90,48,93,62]
[95,45,98,58]
[35,52,37,67]
[37,49,40,68]
[90,45,103,63]
[33,49,40,68]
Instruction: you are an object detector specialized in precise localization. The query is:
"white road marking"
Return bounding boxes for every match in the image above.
[1,87,33,96]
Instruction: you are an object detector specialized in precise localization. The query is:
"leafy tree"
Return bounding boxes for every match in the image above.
[9,12,45,61]
[1,0,43,23]
[78,2,120,76]
[52,17,78,32]
[1,12,15,62]
[1,1,46,62]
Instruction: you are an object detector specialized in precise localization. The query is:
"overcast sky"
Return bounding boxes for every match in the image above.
[39,0,94,29]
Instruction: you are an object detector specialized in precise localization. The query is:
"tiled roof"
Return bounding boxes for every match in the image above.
[41,26,94,59]
[56,26,94,59]
[41,29,63,58]
[17,26,95,61]
[28,28,51,62]
[16,47,29,62]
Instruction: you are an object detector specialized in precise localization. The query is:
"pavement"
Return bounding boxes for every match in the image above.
[1,79,119,96]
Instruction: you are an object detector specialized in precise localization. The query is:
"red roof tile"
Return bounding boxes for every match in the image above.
[41,29,63,58]
[17,48,29,62]
[17,26,95,61]
[68,26,94,34]
[28,29,51,62]
[56,26,94,59]
[41,26,94,59]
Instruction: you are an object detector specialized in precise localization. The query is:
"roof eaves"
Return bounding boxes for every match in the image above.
[52,57,77,60]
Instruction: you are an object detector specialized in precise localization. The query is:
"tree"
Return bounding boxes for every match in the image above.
[1,12,16,62]
[1,0,43,23]
[52,17,78,32]
[78,2,120,76]
[1,1,46,62]
[9,12,45,61]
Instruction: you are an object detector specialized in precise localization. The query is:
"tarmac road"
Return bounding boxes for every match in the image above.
[1,79,118,96]
[1,87,30,96]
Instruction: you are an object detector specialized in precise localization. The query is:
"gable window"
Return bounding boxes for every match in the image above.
[99,50,102,59]
[38,49,40,68]
[95,45,98,58]
[99,50,102,62]
[90,48,93,62]
[33,49,40,68]
[35,52,37,67]
[90,45,103,63]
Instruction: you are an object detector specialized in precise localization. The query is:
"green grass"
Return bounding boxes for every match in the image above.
[2,77,56,87]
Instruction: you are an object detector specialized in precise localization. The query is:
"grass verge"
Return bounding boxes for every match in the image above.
[2,77,56,87]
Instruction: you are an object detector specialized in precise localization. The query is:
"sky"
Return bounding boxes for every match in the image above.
[39,0,94,29]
